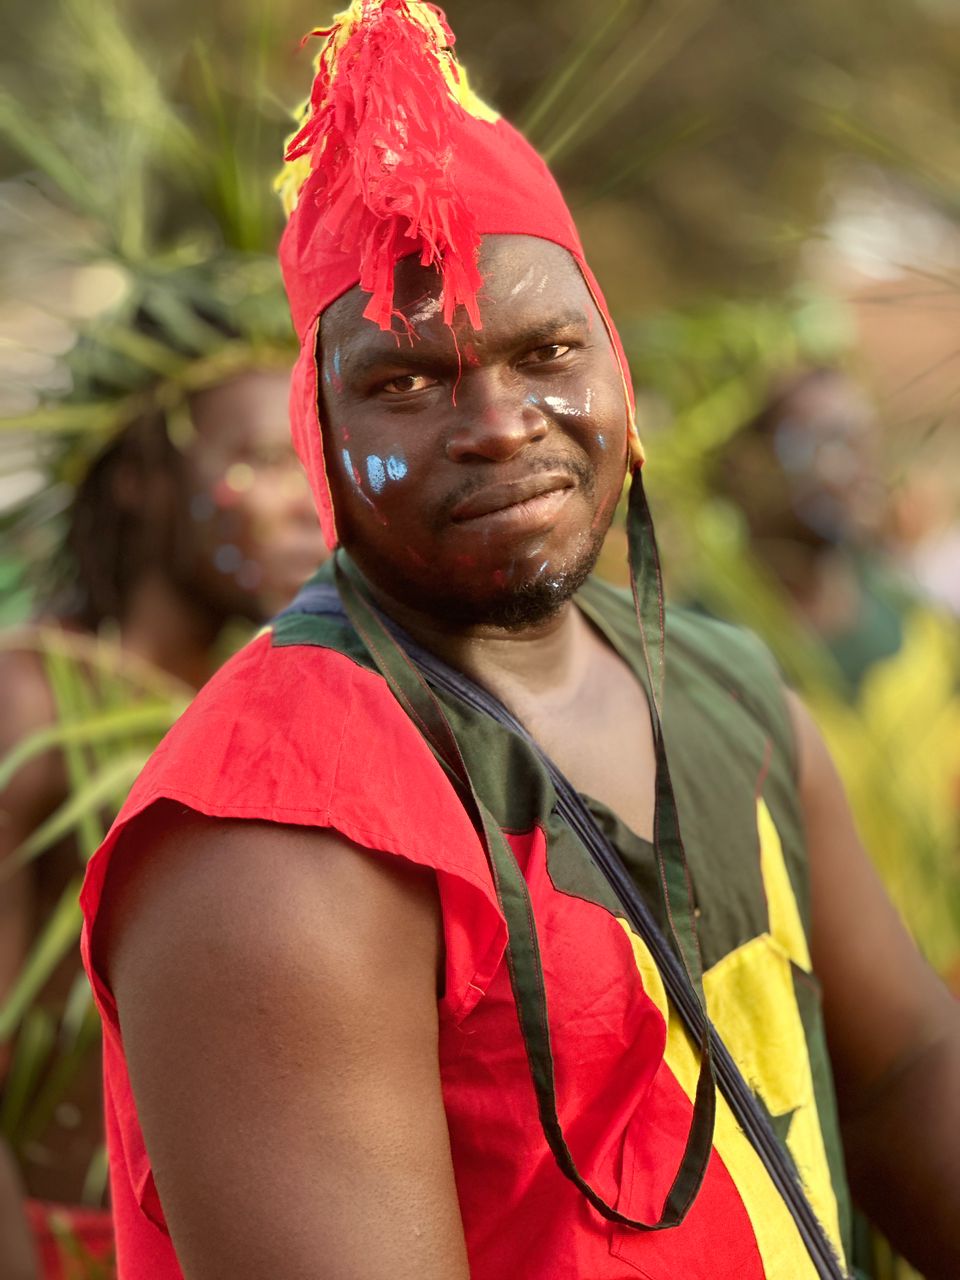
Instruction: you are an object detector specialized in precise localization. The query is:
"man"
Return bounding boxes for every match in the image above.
[0,361,325,1278]
[718,367,898,694]
[80,3,960,1277]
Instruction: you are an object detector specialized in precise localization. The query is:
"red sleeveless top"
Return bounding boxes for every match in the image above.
[80,587,849,1278]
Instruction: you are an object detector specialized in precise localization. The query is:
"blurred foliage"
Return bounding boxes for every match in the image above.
[0,0,298,613]
[5,0,960,309]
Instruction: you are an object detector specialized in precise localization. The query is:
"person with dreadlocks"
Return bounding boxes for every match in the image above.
[0,343,325,1278]
[78,3,960,1278]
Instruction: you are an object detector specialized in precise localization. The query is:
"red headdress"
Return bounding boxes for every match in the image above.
[277,0,642,548]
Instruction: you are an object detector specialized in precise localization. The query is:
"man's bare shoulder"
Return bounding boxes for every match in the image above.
[97,801,443,1006]
[93,803,469,1278]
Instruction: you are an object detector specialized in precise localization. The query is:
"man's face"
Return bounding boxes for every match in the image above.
[319,235,629,629]
[178,368,326,621]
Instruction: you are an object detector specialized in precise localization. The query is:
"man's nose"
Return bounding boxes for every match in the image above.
[445,375,549,463]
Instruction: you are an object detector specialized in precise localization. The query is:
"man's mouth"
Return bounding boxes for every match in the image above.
[449,473,576,523]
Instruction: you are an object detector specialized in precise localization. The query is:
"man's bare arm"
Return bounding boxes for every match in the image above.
[97,803,471,1280]
[791,691,960,1278]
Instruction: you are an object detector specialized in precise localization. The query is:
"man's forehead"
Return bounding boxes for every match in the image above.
[320,234,593,358]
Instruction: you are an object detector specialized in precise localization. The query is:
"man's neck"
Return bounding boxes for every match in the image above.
[359,573,596,703]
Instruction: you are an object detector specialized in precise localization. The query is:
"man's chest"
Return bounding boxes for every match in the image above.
[506,649,657,842]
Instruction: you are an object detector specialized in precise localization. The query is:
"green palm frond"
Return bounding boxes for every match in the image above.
[0,702,185,794]
[0,627,190,1142]
[538,0,721,167]
[1,1006,56,1137]
[8,752,149,871]
[0,881,83,1045]
[0,0,297,609]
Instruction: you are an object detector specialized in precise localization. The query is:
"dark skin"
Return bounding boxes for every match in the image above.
[99,237,960,1278]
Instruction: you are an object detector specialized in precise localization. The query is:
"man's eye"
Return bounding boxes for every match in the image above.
[381,373,438,394]
[521,344,572,365]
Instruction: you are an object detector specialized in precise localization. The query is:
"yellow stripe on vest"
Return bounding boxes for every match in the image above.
[615,798,845,1276]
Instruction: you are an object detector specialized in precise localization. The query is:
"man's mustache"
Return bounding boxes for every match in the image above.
[434,454,595,531]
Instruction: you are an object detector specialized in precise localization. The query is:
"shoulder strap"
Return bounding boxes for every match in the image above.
[334,556,716,1232]
[281,556,847,1275]
[397,596,847,1280]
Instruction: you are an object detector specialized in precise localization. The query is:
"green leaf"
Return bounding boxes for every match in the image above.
[0,701,182,794]
[0,879,82,1043]
[19,988,101,1147]
[0,88,98,215]
[81,1143,110,1209]
[1,1006,56,1139]
[7,752,147,869]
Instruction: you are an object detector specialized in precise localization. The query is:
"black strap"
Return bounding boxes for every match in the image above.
[397,617,848,1280]
[278,569,848,1276]
[332,557,716,1231]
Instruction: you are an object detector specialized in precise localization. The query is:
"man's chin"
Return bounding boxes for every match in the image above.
[423,536,603,632]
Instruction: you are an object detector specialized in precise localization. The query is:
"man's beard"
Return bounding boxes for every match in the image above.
[400,522,608,632]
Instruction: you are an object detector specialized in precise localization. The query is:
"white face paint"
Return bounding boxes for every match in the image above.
[509,265,536,298]
[543,394,587,418]
[408,296,442,327]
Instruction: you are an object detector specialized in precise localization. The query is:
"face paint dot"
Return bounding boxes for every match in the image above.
[386,455,408,481]
[366,455,387,494]
[214,544,243,574]
[225,462,255,494]
[190,493,215,522]
[597,433,606,450]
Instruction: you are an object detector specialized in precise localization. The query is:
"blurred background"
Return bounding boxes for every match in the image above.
[0,1,957,1275]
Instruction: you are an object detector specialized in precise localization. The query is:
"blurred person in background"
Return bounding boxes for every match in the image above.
[716,366,906,697]
[0,0,328,1267]
[0,356,325,1278]
[716,364,960,995]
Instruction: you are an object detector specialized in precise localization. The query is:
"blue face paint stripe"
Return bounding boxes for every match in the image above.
[366,455,387,493]
[386,455,408,481]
